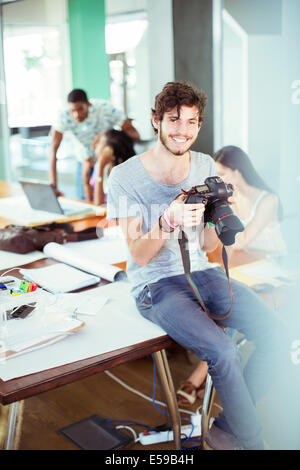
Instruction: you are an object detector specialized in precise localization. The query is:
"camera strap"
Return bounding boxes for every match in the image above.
[178,228,233,322]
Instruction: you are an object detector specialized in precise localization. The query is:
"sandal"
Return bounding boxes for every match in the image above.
[176,380,207,406]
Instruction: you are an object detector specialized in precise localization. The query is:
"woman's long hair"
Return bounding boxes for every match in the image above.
[105,129,135,165]
[213,145,283,220]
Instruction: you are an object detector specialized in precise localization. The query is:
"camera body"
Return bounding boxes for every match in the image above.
[184,176,244,246]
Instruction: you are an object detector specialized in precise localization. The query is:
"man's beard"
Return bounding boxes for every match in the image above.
[159,126,195,156]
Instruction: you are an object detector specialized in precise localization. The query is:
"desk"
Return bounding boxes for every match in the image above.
[0,181,288,450]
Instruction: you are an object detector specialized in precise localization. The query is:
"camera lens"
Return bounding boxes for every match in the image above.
[211,200,244,246]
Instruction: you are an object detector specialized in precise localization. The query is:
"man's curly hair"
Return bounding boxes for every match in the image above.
[152,81,207,133]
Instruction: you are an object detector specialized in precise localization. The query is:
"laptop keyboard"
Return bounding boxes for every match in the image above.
[59,199,93,216]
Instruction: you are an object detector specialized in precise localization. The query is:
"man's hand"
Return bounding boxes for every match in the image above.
[49,128,63,189]
[121,118,140,141]
[166,194,205,228]
[53,188,64,197]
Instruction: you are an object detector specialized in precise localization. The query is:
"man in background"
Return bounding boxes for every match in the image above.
[49,88,139,199]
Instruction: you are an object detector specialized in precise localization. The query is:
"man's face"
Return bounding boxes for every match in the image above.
[69,101,89,123]
[154,105,201,156]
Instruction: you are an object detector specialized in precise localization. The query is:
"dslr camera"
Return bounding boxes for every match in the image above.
[184,176,244,246]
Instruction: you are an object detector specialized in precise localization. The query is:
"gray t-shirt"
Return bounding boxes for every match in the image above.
[107,151,217,297]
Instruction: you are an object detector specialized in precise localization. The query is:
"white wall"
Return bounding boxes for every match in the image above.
[224,0,282,35]
[222,10,248,152]
[146,0,174,112]
[134,29,152,140]
[280,0,300,217]
[223,1,282,193]
[247,34,282,189]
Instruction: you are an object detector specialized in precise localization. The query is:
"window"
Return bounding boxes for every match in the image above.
[4,25,67,127]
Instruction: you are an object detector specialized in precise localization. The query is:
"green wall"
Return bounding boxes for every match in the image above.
[68,0,110,99]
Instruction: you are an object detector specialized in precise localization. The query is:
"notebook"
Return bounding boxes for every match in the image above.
[19,179,94,216]
[20,263,100,293]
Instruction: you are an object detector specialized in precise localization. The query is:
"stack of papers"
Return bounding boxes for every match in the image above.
[0,312,84,361]
[20,263,100,293]
[229,259,298,287]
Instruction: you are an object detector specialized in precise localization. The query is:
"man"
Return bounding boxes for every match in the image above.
[49,88,139,199]
[107,81,281,450]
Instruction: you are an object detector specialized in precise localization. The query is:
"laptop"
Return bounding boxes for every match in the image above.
[19,179,94,216]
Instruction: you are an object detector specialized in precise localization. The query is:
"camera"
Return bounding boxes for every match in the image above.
[184,176,244,246]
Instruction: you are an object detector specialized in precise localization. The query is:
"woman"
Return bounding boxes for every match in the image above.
[176,145,287,406]
[214,145,286,255]
[86,129,135,205]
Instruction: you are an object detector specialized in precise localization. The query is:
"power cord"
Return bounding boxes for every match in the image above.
[152,358,169,417]
[104,361,205,450]
[104,369,194,416]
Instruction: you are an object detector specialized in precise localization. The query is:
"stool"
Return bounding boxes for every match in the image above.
[201,372,216,450]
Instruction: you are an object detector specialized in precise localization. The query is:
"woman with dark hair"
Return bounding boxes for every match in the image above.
[176,145,287,407]
[88,129,136,205]
[213,145,286,254]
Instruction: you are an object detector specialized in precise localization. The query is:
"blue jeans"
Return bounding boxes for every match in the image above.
[135,267,284,450]
[76,161,85,199]
[76,161,94,200]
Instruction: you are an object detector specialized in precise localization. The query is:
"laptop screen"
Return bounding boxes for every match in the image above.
[19,180,64,214]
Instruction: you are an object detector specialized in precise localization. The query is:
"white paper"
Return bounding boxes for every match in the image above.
[62,232,128,265]
[43,242,125,282]
[0,249,46,271]
[240,261,294,282]
[0,307,83,357]
[20,263,100,293]
[54,293,109,316]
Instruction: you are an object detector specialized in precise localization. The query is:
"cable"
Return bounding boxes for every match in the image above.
[152,359,169,416]
[180,417,194,448]
[115,425,138,442]
[106,418,154,430]
[0,267,24,278]
[104,369,194,416]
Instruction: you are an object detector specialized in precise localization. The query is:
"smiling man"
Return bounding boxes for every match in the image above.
[107,81,282,450]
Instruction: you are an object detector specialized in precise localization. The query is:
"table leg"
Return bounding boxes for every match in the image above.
[201,374,215,450]
[5,401,20,450]
[152,349,181,450]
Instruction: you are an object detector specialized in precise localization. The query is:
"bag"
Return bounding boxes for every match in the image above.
[0,222,102,254]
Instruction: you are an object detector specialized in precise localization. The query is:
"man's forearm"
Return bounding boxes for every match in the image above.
[121,217,171,267]
[49,150,57,187]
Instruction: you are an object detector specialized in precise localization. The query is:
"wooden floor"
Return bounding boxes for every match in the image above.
[10,345,221,451]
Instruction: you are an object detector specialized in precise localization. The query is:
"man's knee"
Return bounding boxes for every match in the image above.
[208,340,241,377]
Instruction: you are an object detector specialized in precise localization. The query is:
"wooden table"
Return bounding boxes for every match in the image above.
[0,181,283,451]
